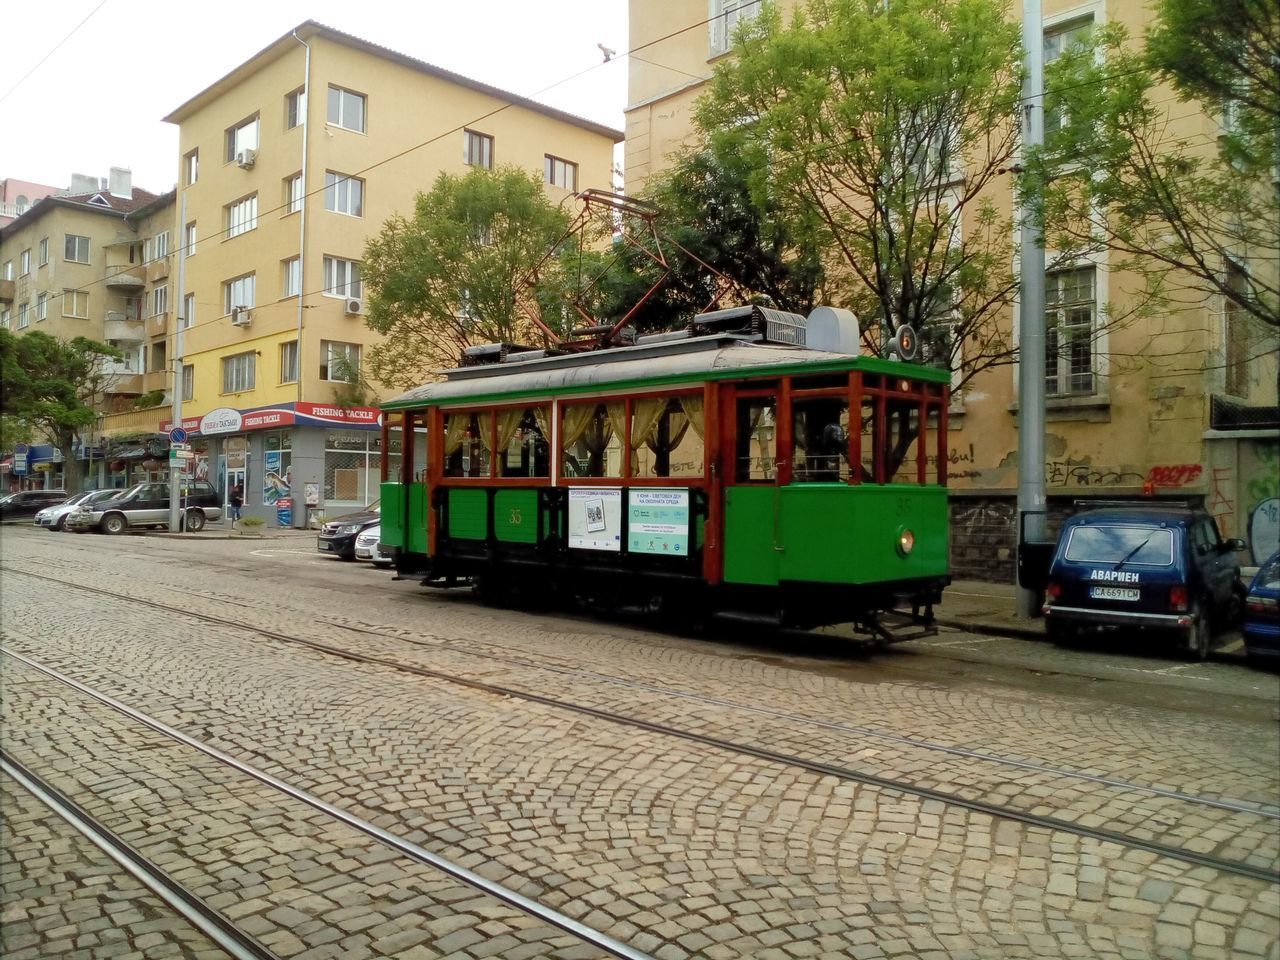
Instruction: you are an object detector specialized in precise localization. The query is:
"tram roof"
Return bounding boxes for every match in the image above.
[382,335,950,411]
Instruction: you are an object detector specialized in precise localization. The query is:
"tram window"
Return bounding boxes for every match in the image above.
[561,402,623,478]
[735,397,776,482]
[629,395,705,479]
[883,396,922,484]
[496,406,550,478]
[443,411,491,478]
[792,396,849,482]
[858,395,877,482]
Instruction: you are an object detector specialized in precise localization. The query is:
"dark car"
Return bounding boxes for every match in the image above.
[0,489,69,520]
[317,502,380,560]
[65,481,223,533]
[1243,551,1280,666]
[1042,504,1246,659]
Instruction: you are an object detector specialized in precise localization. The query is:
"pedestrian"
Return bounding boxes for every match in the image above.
[230,483,243,523]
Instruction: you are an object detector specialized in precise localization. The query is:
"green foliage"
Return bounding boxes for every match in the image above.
[328,352,376,409]
[693,0,1024,386]
[1022,3,1278,334]
[0,330,121,493]
[132,389,167,410]
[362,166,573,388]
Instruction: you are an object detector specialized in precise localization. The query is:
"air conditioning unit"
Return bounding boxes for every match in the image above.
[344,298,364,316]
[235,148,257,169]
[230,306,252,327]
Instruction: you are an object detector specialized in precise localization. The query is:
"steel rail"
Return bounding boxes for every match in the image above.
[5,570,1279,886]
[1,751,280,960]
[0,646,653,960]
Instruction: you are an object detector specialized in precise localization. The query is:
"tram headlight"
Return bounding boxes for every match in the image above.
[896,527,915,556]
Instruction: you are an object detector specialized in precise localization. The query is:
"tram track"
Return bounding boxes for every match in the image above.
[1,646,647,960]
[7,566,1278,886]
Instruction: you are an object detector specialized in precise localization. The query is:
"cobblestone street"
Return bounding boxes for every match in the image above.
[1,526,1278,959]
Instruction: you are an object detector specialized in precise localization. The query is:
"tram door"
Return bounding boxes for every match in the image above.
[720,388,783,586]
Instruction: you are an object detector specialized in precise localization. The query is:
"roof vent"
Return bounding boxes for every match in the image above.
[693,305,808,345]
[459,342,542,367]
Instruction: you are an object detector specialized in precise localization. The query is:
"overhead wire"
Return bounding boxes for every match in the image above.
[0,0,110,106]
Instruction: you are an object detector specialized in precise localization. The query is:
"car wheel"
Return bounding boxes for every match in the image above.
[54,516,68,531]
[1224,583,1246,627]
[185,509,206,532]
[1187,608,1212,661]
[101,514,127,535]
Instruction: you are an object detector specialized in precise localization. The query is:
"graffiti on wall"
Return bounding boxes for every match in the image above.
[1245,442,1279,563]
[1145,464,1203,488]
[1046,458,1144,487]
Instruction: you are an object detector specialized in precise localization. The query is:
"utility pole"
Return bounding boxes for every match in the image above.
[1016,0,1047,618]
[168,191,188,532]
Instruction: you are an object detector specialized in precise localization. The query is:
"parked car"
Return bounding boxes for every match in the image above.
[66,481,223,534]
[1243,551,1280,666]
[354,523,393,568]
[0,489,69,521]
[317,502,380,560]
[34,489,120,531]
[1042,503,1246,660]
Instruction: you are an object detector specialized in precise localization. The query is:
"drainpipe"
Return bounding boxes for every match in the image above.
[293,29,311,407]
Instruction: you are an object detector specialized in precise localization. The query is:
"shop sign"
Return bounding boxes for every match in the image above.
[296,402,382,428]
[200,408,244,435]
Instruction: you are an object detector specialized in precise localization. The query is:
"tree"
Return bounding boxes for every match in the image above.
[1023,0,1279,342]
[362,166,574,390]
[0,330,121,493]
[693,0,1024,388]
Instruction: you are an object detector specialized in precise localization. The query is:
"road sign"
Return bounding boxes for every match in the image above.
[169,427,188,444]
[171,442,191,451]
[169,449,195,460]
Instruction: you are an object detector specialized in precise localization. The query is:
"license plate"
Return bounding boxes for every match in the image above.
[317,542,331,551]
[1090,586,1140,601]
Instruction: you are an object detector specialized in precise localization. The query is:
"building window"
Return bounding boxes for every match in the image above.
[282,257,301,297]
[151,339,167,373]
[1044,16,1094,131]
[223,273,256,314]
[324,172,364,217]
[184,222,197,257]
[226,195,258,238]
[64,234,90,263]
[320,340,360,381]
[280,340,299,384]
[285,174,303,215]
[225,115,259,162]
[324,430,381,505]
[544,155,577,190]
[1,308,9,329]
[327,85,366,133]
[18,303,29,328]
[151,284,169,317]
[182,363,194,401]
[1224,261,1251,396]
[222,352,256,393]
[38,238,48,266]
[63,289,89,319]
[36,293,48,321]
[2,261,11,280]
[286,88,306,129]
[710,0,761,56]
[1045,266,1097,397]
[185,149,199,185]
[464,130,493,168]
[152,231,170,259]
[182,293,195,330]
[322,256,362,299]
[19,250,30,276]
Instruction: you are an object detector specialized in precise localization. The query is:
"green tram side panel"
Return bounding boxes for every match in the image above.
[494,489,539,544]
[723,484,948,586]
[407,482,429,554]
[447,488,488,541]
[380,482,404,547]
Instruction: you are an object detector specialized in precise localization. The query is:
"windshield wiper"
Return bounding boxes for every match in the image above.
[1114,535,1152,570]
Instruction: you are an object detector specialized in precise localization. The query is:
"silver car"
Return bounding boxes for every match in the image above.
[354,523,393,568]
[67,480,223,534]
[34,489,119,531]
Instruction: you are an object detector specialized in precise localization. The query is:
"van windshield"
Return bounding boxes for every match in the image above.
[1064,525,1175,566]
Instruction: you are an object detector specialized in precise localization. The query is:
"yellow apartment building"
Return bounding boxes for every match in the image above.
[0,171,175,491]
[145,20,621,525]
[626,0,1279,573]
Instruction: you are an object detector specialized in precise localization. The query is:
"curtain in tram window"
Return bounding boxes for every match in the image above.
[560,404,596,448]
[606,402,628,446]
[495,408,524,453]
[443,413,469,455]
[630,397,666,450]
[532,406,551,443]
[648,406,689,456]
[680,395,705,441]
[476,411,494,452]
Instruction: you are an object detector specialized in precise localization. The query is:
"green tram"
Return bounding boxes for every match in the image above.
[378,306,952,641]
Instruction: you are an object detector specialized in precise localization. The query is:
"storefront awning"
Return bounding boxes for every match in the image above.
[0,457,11,471]
[110,445,149,459]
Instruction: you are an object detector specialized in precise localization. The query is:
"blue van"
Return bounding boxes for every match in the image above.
[1042,504,1246,660]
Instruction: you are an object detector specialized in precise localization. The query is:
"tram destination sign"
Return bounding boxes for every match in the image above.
[628,488,690,556]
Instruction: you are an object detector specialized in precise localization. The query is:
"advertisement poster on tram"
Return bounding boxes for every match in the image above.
[628,488,690,556]
[568,488,621,551]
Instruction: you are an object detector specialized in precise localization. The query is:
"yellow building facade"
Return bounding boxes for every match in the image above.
[150,21,621,523]
[626,0,1279,572]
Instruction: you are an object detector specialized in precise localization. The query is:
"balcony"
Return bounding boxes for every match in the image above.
[100,404,172,437]
[146,256,171,283]
[0,278,13,303]
[146,311,168,337]
[103,314,145,342]
[104,265,146,290]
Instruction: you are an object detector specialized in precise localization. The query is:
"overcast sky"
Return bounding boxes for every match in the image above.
[1,0,630,194]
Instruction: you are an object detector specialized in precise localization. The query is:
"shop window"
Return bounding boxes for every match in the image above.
[792,395,849,482]
[735,397,776,482]
[443,411,492,478]
[496,406,551,478]
[324,430,377,505]
[629,396,706,478]
[561,402,623,478]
